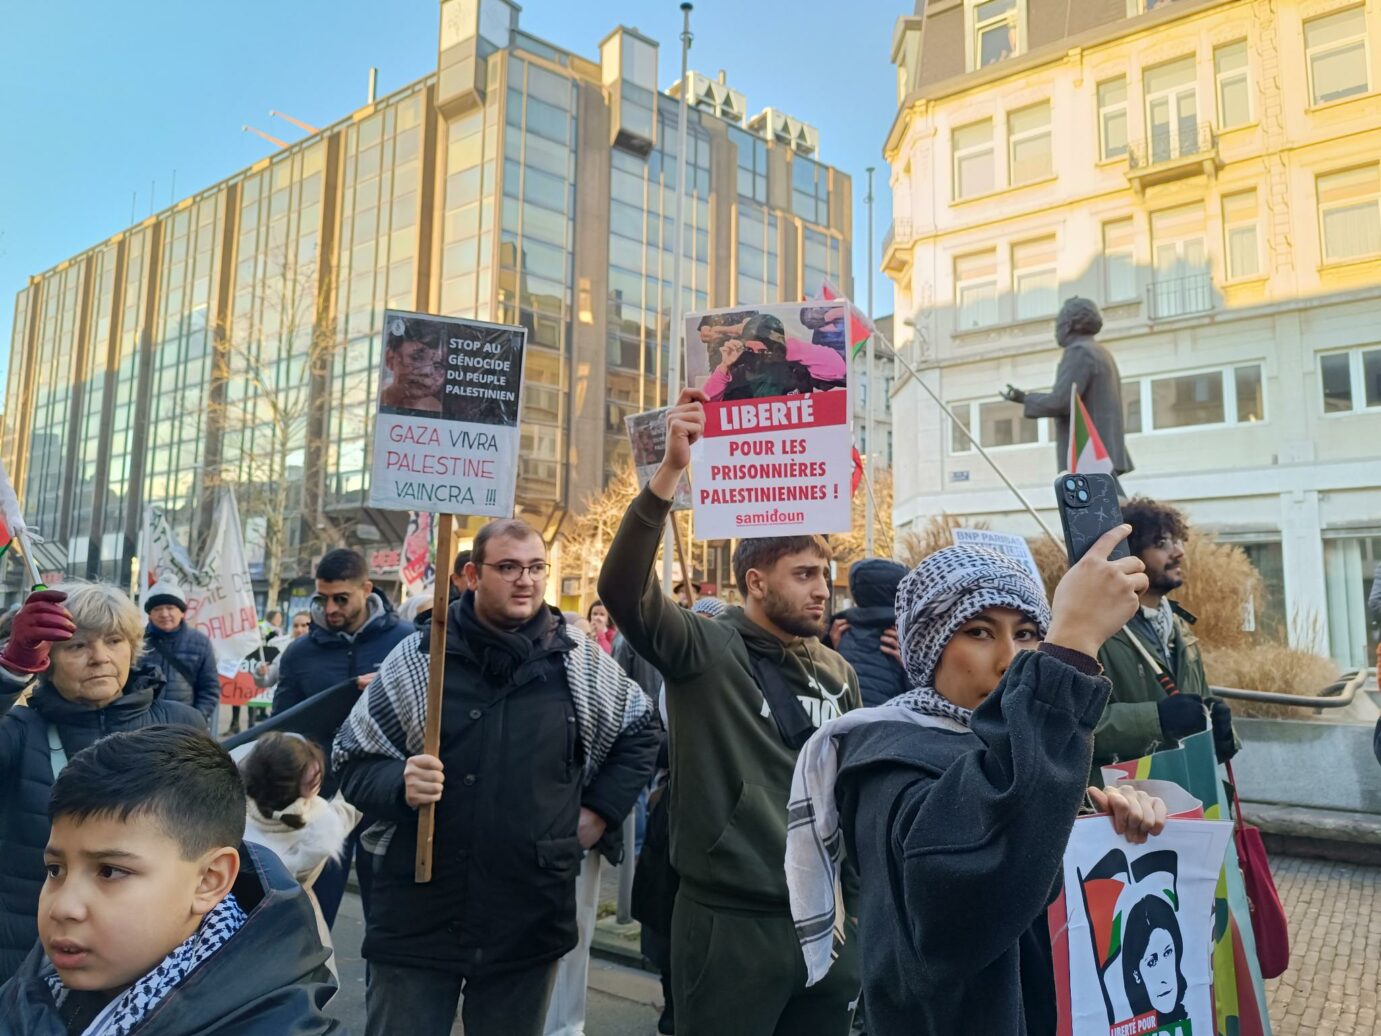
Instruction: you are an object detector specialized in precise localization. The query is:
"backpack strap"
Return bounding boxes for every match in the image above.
[748,653,817,751]
[47,723,68,781]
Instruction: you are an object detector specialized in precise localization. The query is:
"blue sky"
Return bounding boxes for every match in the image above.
[0,1,899,388]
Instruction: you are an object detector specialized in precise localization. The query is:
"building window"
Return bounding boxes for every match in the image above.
[1144,56,1198,164]
[1103,218,1138,302]
[952,119,994,200]
[1319,347,1381,414]
[730,126,768,204]
[1007,103,1052,184]
[1222,190,1261,279]
[1098,77,1129,160]
[950,403,973,453]
[1215,40,1252,128]
[954,250,999,330]
[1012,236,1058,320]
[1305,6,1369,106]
[947,398,1042,451]
[1129,363,1265,430]
[1122,379,1143,434]
[1317,165,1381,263]
[973,0,1019,68]
[1150,204,1210,318]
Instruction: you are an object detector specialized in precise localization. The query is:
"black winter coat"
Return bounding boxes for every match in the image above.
[833,648,1109,1036]
[837,558,908,707]
[0,665,205,981]
[339,601,658,977]
[0,841,340,1034]
[144,620,223,720]
[273,591,413,714]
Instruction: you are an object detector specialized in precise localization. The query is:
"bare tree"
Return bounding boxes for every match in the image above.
[209,248,359,612]
[831,468,895,566]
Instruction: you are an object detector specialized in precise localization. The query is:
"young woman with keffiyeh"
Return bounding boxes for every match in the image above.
[785,529,1169,1036]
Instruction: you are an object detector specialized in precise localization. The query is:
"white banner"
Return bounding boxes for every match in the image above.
[140,488,262,705]
[368,310,527,516]
[951,528,1043,587]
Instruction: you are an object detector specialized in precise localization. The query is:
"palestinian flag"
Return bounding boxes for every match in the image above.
[1068,385,1115,475]
[819,279,875,358]
[0,457,26,559]
[851,446,864,497]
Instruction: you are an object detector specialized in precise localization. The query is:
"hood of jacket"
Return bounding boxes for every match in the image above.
[724,606,845,696]
[245,796,355,884]
[28,662,169,727]
[1055,296,1104,346]
[307,588,399,647]
[1,842,338,1034]
[847,558,906,609]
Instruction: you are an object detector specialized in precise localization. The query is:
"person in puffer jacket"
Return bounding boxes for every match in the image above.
[143,579,222,729]
[834,559,908,707]
[0,582,205,983]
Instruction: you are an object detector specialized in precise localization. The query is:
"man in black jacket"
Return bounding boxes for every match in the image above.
[832,559,908,707]
[274,548,414,928]
[333,518,658,1036]
[143,579,223,728]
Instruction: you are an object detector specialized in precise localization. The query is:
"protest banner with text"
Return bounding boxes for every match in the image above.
[368,310,527,516]
[626,407,692,511]
[684,300,852,539]
[139,488,263,705]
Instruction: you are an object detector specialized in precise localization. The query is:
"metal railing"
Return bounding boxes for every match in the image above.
[1211,667,1369,710]
[1128,122,1216,170]
[1147,272,1214,320]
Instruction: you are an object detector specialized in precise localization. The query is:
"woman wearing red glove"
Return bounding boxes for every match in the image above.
[0,581,206,982]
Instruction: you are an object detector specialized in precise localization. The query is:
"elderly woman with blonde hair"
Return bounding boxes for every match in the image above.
[0,581,206,981]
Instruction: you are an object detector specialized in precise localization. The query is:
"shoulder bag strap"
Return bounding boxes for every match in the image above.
[150,635,201,688]
[748,653,817,751]
[1123,626,1183,698]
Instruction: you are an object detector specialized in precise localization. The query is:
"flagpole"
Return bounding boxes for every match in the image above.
[864,166,876,558]
[875,331,1060,547]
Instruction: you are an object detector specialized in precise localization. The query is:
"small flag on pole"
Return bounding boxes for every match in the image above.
[1068,386,1116,475]
[851,446,864,498]
[819,279,875,358]
[0,457,28,559]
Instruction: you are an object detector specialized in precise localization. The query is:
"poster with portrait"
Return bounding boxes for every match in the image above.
[1050,781,1233,1036]
[626,407,692,511]
[368,310,527,516]
[683,300,852,538]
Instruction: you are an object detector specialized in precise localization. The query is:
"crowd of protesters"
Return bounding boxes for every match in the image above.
[0,388,1287,1036]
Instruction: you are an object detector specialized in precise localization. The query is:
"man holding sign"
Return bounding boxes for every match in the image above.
[332,519,657,1036]
[599,389,863,1036]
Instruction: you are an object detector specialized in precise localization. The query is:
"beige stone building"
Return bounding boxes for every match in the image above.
[884,0,1381,664]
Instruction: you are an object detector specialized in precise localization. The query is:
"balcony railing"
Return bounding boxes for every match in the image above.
[882,218,915,275]
[1147,272,1214,320]
[1126,123,1220,191]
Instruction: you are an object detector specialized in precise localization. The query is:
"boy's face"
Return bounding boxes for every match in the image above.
[40,812,238,995]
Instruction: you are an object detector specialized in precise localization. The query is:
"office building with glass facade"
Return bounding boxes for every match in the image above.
[3,0,851,599]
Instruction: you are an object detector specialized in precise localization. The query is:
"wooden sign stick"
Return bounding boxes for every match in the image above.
[415,513,454,883]
[671,510,696,606]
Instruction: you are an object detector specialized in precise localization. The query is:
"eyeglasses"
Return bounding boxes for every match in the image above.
[312,593,358,608]
[479,561,549,582]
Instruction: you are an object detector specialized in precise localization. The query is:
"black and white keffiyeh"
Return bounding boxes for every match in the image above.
[43,893,246,1035]
[786,545,1050,986]
[333,618,653,857]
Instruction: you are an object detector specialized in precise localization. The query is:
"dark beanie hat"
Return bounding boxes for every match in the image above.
[848,558,907,609]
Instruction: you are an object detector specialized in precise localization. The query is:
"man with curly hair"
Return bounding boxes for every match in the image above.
[1093,497,1239,771]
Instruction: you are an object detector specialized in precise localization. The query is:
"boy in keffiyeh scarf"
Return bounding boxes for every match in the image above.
[0,726,340,1035]
[785,531,1169,1036]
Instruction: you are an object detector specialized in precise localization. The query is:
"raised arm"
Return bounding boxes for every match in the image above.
[598,390,720,681]
[1022,345,1096,419]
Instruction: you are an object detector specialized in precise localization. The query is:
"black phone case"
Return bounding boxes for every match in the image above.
[1055,473,1130,565]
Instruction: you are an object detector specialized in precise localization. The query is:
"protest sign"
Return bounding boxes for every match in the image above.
[368,309,527,516]
[626,407,692,510]
[684,300,852,538]
[140,488,262,705]
[1050,782,1233,1036]
[1100,732,1274,1036]
[951,528,1043,586]
[401,511,435,595]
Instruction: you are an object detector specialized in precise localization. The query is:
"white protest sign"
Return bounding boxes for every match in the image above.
[626,407,692,511]
[368,310,526,516]
[140,488,262,705]
[683,300,852,539]
[951,527,1043,587]
[1053,809,1232,1036]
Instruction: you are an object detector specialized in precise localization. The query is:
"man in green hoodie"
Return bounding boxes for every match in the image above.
[599,388,862,1036]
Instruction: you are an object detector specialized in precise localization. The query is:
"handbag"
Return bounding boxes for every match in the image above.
[1226,759,1291,979]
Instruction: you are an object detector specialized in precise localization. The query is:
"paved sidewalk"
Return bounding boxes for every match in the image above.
[1266,855,1380,1034]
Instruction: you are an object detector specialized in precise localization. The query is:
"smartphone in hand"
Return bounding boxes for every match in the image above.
[1055,472,1130,565]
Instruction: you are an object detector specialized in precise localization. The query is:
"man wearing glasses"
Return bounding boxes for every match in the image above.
[273,547,415,927]
[333,518,658,1036]
[1093,497,1239,771]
